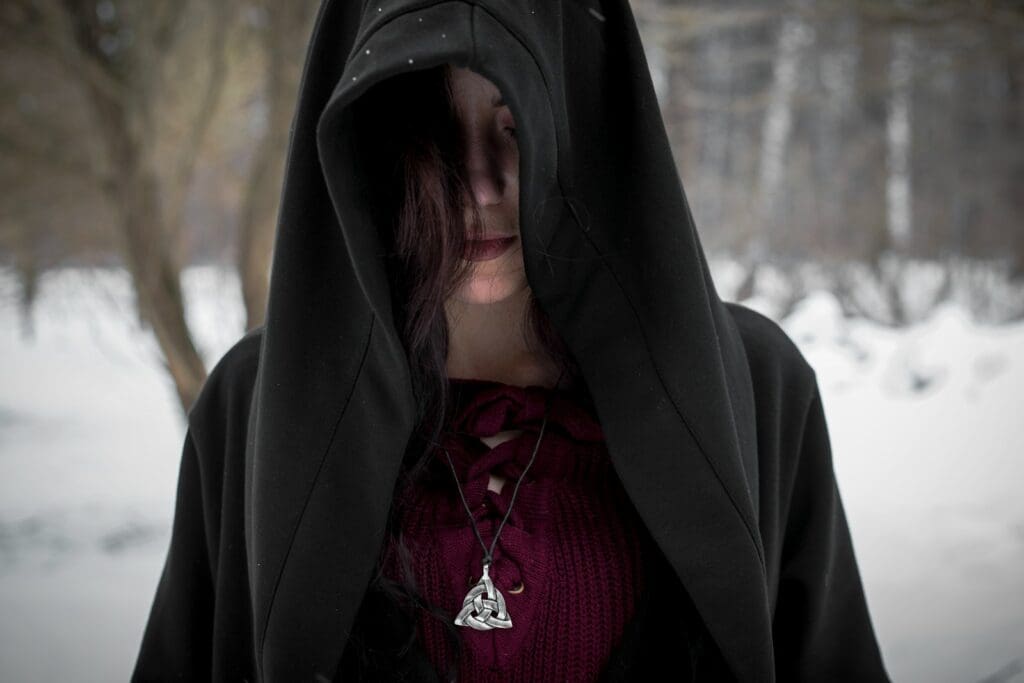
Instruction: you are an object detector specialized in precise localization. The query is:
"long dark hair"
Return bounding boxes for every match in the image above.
[347,64,583,680]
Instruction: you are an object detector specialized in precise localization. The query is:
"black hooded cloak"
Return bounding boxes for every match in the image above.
[132,1,891,681]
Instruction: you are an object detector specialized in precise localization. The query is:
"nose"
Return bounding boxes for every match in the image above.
[463,135,509,208]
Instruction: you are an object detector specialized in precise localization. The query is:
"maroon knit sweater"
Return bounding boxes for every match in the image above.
[380,377,653,682]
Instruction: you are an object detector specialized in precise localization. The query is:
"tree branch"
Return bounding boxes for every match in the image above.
[0,0,124,104]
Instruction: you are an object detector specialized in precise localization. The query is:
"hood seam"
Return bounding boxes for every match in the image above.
[570,220,767,573]
[257,313,378,669]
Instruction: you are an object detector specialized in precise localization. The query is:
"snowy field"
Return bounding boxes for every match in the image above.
[0,264,1021,682]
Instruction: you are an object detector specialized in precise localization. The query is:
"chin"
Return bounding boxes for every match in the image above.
[454,272,529,305]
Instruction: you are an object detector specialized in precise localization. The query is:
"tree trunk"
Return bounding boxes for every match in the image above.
[91,88,207,413]
[885,29,914,251]
[754,3,810,262]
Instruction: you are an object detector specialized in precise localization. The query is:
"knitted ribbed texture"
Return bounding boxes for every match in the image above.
[381,377,651,682]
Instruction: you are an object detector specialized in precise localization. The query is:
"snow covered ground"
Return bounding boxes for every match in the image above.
[0,264,1021,682]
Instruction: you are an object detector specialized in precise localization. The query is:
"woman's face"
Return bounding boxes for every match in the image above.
[447,65,528,306]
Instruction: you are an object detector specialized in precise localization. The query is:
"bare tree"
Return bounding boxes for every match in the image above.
[0,0,233,412]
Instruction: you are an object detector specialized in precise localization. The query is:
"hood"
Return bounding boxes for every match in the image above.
[244,0,767,680]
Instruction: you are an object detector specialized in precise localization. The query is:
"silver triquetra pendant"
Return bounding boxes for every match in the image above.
[454,563,513,630]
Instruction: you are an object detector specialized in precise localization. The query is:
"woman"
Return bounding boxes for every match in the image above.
[332,62,734,681]
[132,1,891,682]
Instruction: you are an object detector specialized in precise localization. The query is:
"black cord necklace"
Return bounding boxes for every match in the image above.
[440,367,564,631]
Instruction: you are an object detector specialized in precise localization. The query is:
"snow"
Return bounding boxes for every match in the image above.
[747,288,1024,682]
[0,264,1021,682]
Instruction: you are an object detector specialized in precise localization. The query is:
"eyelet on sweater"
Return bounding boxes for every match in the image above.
[509,581,524,594]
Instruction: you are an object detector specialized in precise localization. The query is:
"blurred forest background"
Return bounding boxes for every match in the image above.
[1,0,1022,415]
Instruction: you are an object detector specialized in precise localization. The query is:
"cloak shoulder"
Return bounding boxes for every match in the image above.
[728,302,890,681]
[132,327,264,682]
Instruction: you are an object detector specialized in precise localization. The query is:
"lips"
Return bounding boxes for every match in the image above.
[464,235,518,261]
